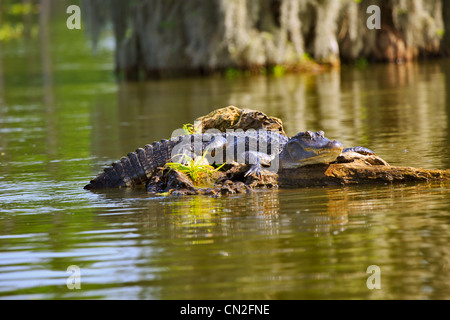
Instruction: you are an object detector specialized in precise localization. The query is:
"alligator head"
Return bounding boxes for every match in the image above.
[279,131,344,168]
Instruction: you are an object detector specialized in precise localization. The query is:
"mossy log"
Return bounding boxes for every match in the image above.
[278,160,450,188]
[148,153,449,197]
[196,107,450,189]
[147,106,449,195]
[149,159,450,196]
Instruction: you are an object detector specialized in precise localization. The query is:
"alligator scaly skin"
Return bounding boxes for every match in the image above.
[84,136,183,189]
[84,131,288,190]
[84,130,367,190]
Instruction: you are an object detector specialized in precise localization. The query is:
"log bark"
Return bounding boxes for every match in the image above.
[442,0,450,54]
[145,106,450,195]
[199,107,450,189]
[193,105,286,135]
[278,160,450,188]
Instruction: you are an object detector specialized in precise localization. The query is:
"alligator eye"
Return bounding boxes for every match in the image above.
[304,131,313,139]
[317,131,325,138]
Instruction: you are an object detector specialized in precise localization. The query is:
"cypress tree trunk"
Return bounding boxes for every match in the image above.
[81,0,450,81]
[312,0,340,66]
[442,0,450,54]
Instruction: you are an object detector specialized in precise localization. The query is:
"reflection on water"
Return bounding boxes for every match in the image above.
[90,61,449,171]
[3,181,448,300]
[0,24,449,299]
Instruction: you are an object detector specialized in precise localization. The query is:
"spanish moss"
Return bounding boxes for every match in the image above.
[81,0,448,80]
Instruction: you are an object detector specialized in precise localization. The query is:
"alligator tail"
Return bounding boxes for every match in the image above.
[83,137,181,190]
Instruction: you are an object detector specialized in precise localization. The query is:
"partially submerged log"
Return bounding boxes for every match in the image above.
[148,159,450,196]
[279,161,450,188]
[277,145,450,188]
[147,106,450,196]
[280,150,449,187]
[147,164,276,197]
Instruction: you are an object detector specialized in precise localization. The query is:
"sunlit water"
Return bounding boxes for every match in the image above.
[0,20,449,300]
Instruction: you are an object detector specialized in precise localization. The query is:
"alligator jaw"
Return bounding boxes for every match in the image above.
[295,150,343,166]
[302,140,344,165]
[280,140,344,169]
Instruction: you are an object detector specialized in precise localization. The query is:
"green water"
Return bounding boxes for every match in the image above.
[0,9,450,300]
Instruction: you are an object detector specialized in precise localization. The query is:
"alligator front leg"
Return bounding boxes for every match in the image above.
[340,146,389,166]
[241,151,275,178]
[342,147,375,155]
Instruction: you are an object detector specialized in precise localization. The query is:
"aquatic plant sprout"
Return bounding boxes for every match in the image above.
[165,148,226,184]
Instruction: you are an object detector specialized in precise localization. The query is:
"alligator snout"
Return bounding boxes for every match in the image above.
[326,140,344,152]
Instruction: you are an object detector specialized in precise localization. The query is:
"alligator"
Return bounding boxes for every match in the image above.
[84,130,373,190]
